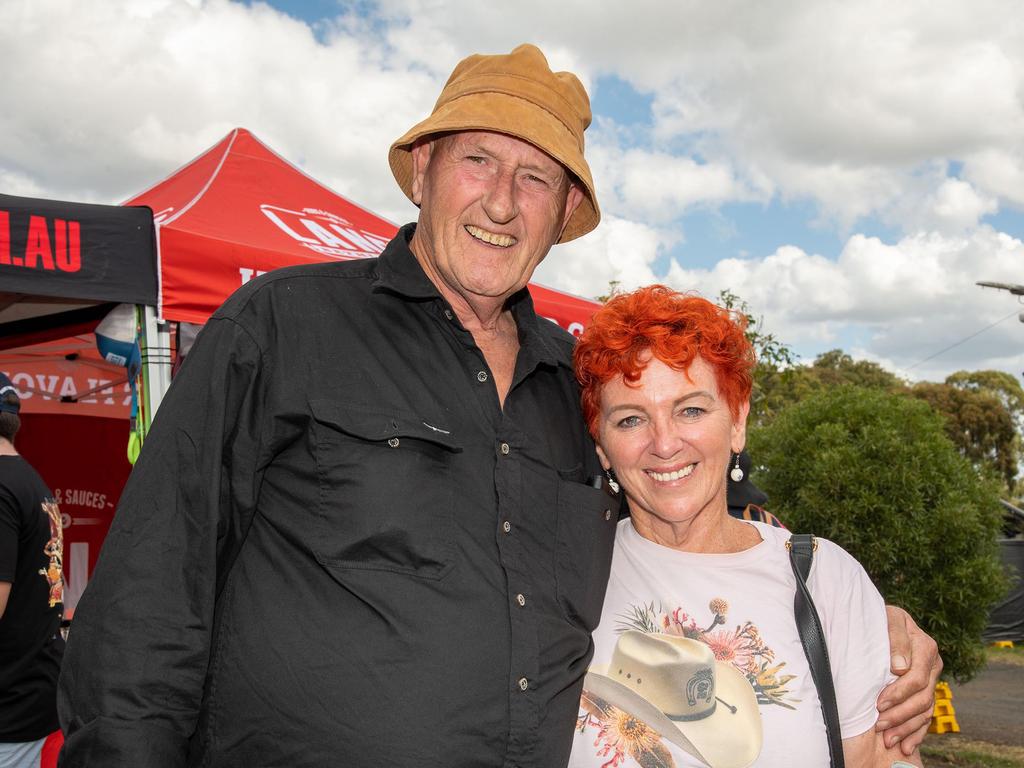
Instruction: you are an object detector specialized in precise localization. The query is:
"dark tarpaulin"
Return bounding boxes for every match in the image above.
[984,540,1024,643]
[0,193,156,306]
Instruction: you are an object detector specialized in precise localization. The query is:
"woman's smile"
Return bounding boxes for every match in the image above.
[645,463,696,483]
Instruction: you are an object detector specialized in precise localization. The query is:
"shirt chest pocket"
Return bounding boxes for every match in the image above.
[309,398,461,580]
[554,479,619,630]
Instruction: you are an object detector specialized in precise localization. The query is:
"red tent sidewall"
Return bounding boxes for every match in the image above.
[16,414,131,615]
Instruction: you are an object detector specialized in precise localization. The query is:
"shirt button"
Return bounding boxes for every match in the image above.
[387,437,400,448]
[604,509,612,521]
[476,370,488,383]
[516,593,526,607]
[502,521,511,534]
[518,677,529,691]
[444,309,453,320]
[500,442,510,455]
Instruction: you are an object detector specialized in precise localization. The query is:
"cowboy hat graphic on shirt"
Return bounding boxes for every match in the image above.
[585,630,763,768]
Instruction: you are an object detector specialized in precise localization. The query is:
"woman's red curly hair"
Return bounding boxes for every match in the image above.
[574,286,755,438]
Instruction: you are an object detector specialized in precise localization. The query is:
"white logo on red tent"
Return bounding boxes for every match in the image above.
[260,205,390,259]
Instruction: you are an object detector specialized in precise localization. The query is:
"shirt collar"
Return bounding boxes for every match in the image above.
[374,223,568,370]
[373,223,442,300]
[508,287,567,370]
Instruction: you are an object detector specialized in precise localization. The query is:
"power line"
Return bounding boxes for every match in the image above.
[905,309,1019,371]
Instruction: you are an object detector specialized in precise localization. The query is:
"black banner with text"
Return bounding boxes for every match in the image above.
[0,193,156,305]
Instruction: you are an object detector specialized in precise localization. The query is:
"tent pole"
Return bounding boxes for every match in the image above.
[139,304,173,427]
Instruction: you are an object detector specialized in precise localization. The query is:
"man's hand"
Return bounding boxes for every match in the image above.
[875,604,942,755]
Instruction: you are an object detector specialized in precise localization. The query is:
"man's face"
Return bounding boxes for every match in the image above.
[409,130,583,309]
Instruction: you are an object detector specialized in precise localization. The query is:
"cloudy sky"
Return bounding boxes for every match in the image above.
[2,0,1023,383]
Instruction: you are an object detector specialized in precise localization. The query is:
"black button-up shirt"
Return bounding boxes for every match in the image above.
[59,225,618,768]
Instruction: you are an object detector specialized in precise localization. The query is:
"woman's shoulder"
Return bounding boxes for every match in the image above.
[751,522,869,577]
[805,534,872,583]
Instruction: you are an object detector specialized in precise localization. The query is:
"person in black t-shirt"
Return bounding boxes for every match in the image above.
[0,373,65,767]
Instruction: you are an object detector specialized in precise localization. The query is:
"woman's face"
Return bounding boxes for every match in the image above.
[595,353,749,531]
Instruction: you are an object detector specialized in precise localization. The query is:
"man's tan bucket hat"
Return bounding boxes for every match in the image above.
[388,43,600,243]
[585,631,763,768]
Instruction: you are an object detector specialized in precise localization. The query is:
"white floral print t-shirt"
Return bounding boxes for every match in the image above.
[568,520,893,768]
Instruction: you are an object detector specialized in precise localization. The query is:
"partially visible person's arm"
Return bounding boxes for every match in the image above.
[1,493,16,619]
[843,725,923,767]
[877,605,942,754]
[58,317,269,767]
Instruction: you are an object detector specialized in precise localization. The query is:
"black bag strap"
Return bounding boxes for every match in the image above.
[788,533,846,768]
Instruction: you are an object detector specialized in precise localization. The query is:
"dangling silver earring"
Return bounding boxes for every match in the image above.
[605,468,620,494]
[729,453,744,482]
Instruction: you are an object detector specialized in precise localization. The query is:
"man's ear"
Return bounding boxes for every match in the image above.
[558,182,585,238]
[409,138,435,206]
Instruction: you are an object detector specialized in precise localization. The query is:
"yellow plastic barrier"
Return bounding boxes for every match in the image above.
[927,681,960,734]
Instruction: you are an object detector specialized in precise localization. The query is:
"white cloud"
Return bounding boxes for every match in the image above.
[354,0,1024,230]
[533,216,673,300]
[920,178,998,233]
[0,0,429,220]
[588,141,752,224]
[0,169,45,198]
[646,227,1024,380]
[633,1,1024,227]
[964,148,1024,208]
[861,165,1000,234]
[4,0,1021,227]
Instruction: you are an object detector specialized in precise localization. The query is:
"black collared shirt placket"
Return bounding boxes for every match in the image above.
[434,297,547,768]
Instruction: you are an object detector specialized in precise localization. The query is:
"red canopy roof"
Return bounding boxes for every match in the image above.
[124,128,598,334]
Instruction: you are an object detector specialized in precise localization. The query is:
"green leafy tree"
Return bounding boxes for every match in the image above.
[946,370,1024,424]
[754,349,906,423]
[946,370,1024,496]
[910,382,1018,494]
[749,386,1008,682]
[808,349,905,391]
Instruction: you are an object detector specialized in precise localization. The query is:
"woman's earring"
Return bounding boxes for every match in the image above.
[605,468,621,494]
[729,453,744,482]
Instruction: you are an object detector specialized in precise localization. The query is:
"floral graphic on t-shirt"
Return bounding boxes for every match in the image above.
[37,500,65,607]
[617,599,799,710]
[577,598,799,767]
[577,688,677,768]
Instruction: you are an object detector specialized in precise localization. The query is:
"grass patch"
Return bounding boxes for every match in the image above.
[986,644,1024,668]
[923,735,1024,767]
